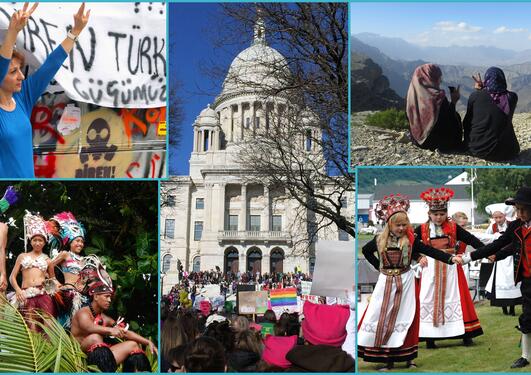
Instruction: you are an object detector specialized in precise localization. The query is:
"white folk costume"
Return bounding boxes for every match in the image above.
[417,187,484,342]
[358,194,455,364]
[485,203,522,308]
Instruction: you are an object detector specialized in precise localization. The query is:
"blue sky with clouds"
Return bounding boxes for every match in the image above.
[350,3,531,51]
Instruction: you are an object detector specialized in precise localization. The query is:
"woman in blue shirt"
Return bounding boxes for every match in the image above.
[0,3,90,177]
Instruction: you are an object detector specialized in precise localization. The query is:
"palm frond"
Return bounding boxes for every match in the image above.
[0,295,91,373]
[34,310,90,373]
[0,294,41,372]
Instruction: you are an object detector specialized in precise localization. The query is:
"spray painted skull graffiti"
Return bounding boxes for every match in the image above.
[80,118,118,163]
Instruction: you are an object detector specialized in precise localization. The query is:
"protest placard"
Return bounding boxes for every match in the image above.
[310,240,355,298]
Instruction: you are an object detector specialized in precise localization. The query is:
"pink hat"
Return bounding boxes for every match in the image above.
[302,301,349,347]
[262,335,297,369]
[199,300,212,317]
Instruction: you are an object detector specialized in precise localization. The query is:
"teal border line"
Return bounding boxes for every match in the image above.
[347,0,352,175]
[354,155,359,373]
[164,1,170,180]
[157,178,162,372]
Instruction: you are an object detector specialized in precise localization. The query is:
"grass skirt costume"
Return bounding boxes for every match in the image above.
[50,212,89,329]
[9,212,57,332]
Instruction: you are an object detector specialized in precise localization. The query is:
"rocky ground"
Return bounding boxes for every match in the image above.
[351,112,531,166]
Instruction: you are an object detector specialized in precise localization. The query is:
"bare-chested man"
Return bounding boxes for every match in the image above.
[71,282,157,367]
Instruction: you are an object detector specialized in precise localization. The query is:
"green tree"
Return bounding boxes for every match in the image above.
[473,169,531,212]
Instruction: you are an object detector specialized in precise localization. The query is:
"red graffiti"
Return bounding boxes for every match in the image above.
[33,152,57,178]
[150,154,161,178]
[120,107,166,145]
[126,162,141,178]
[145,107,166,123]
[120,109,148,145]
[126,154,162,178]
[31,104,66,144]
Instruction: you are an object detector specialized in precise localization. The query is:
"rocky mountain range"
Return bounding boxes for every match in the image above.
[351,33,531,113]
[351,53,404,111]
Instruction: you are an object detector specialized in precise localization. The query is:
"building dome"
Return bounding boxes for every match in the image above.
[217,17,291,102]
[194,104,218,127]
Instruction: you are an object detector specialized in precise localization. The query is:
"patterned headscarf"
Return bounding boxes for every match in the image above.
[406,64,447,145]
[484,67,510,115]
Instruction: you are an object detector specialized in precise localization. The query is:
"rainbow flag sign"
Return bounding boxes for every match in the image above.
[269,288,298,307]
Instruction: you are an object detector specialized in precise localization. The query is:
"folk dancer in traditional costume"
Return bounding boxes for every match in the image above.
[71,280,157,372]
[460,187,531,368]
[484,203,522,316]
[416,187,485,348]
[51,212,87,329]
[8,211,58,331]
[358,194,461,370]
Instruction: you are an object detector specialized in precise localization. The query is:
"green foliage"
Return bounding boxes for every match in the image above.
[0,295,93,372]
[473,169,531,212]
[365,109,409,131]
[1,181,158,341]
[0,295,158,372]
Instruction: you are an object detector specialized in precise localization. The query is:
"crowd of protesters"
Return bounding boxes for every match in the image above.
[160,270,355,372]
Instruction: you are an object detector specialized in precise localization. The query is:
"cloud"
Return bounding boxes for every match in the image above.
[434,21,482,33]
[494,26,527,34]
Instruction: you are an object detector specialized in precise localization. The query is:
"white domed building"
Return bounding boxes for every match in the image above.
[161,19,354,293]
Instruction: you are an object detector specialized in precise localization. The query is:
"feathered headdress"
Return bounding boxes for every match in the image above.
[0,186,19,213]
[375,194,410,222]
[52,212,86,246]
[23,211,48,250]
[420,187,454,211]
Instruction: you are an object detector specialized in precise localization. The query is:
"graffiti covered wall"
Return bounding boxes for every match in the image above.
[32,94,166,178]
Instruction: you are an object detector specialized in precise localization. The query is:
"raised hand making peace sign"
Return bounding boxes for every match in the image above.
[9,2,38,33]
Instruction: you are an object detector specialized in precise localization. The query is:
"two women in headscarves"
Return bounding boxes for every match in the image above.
[406,64,519,161]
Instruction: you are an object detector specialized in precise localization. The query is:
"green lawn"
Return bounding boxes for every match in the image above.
[358,301,529,372]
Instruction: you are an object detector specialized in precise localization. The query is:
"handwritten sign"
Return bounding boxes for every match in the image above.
[238,291,268,315]
[0,3,166,108]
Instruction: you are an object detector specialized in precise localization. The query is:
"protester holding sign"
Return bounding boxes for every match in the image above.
[0,2,90,177]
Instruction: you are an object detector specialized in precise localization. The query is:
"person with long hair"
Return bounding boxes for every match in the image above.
[50,212,87,328]
[0,2,90,177]
[161,311,199,372]
[358,194,461,371]
[416,187,485,349]
[8,212,57,331]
